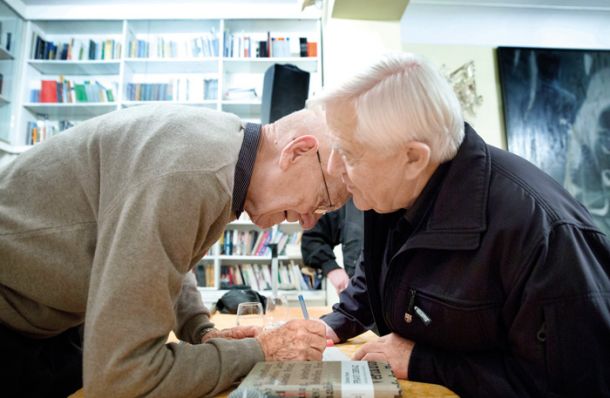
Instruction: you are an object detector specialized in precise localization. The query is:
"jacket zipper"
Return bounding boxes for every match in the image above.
[404,288,432,326]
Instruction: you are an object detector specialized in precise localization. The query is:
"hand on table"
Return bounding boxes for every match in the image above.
[353,332,414,379]
[327,268,350,294]
[201,326,261,343]
[257,319,326,361]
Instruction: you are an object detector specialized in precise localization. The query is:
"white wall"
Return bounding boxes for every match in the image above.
[401,44,505,148]
[401,3,610,49]
[321,12,506,147]
[322,0,401,90]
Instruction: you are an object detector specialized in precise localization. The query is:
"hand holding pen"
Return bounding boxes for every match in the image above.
[298,294,338,346]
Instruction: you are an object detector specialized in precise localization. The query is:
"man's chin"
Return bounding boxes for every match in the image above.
[373,208,395,214]
[352,197,372,212]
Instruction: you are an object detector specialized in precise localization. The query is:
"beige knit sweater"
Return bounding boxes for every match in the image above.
[0,104,264,397]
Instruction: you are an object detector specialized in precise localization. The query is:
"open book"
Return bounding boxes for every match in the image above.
[234,361,402,398]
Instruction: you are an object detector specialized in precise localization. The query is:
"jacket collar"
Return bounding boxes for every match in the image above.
[405,123,491,251]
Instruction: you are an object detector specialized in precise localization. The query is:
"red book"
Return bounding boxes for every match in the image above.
[40,80,58,103]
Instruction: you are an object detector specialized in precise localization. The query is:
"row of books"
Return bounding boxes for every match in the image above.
[194,262,323,291]
[125,79,218,102]
[32,35,121,60]
[217,262,312,291]
[29,33,316,61]
[127,33,219,58]
[31,79,116,103]
[223,32,317,58]
[25,119,74,145]
[219,228,301,257]
[194,263,215,289]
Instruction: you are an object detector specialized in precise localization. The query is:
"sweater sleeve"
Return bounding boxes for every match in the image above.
[175,272,214,344]
[84,171,264,398]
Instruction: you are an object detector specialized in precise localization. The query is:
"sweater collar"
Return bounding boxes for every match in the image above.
[232,123,261,218]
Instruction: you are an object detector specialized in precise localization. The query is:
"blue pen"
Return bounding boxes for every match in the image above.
[298,294,309,320]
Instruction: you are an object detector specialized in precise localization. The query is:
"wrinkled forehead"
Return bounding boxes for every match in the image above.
[324,100,358,139]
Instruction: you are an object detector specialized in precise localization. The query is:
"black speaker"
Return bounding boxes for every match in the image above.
[261,64,310,124]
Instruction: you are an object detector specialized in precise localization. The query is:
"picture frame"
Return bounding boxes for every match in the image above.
[497,46,610,236]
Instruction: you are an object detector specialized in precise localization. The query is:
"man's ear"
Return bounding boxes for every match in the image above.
[403,141,431,179]
[279,135,319,170]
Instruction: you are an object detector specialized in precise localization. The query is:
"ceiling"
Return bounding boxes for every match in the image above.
[11,0,610,21]
[412,0,610,9]
[18,0,298,5]
[16,0,610,7]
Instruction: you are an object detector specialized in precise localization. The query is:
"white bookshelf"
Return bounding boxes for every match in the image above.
[16,19,123,144]
[123,57,220,74]
[12,17,321,147]
[27,59,121,75]
[196,219,327,308]
[121,100,217,107]
[0,3,24,144]
[23,102,118,118]
[223,57,318,73]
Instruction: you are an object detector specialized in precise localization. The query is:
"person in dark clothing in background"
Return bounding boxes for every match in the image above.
[309,52,610,398]
[301,198,363,293]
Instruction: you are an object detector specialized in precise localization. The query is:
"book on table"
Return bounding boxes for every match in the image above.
[235,360,402,397]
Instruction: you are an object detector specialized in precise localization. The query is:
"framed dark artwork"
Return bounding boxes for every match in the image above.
[497,46,610,236]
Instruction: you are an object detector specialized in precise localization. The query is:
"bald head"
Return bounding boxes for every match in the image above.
[269,109,329,147]
[244,109,350,229]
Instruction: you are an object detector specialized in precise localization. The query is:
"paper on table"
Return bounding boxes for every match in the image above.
[323,346,351,361]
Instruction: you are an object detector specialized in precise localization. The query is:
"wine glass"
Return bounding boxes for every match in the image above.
[264,294,290,330]
[235,302,264,327]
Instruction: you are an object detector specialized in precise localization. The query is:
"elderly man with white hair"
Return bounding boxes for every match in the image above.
[313,53,610,397]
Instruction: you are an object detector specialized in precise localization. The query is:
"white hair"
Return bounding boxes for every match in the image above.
[308,52,465,163]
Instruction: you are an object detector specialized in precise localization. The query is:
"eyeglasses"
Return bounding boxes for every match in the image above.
[314,150,334,215]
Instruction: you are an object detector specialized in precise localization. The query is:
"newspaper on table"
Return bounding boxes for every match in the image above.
[235,360,402,398]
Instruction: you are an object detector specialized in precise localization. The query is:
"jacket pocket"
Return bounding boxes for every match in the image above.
[388,286,503,351]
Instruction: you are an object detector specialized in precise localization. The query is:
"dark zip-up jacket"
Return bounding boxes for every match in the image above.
[322,125,610,397]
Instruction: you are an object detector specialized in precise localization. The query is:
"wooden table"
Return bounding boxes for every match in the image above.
[70,307,458,397]
[213,307,458,398]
